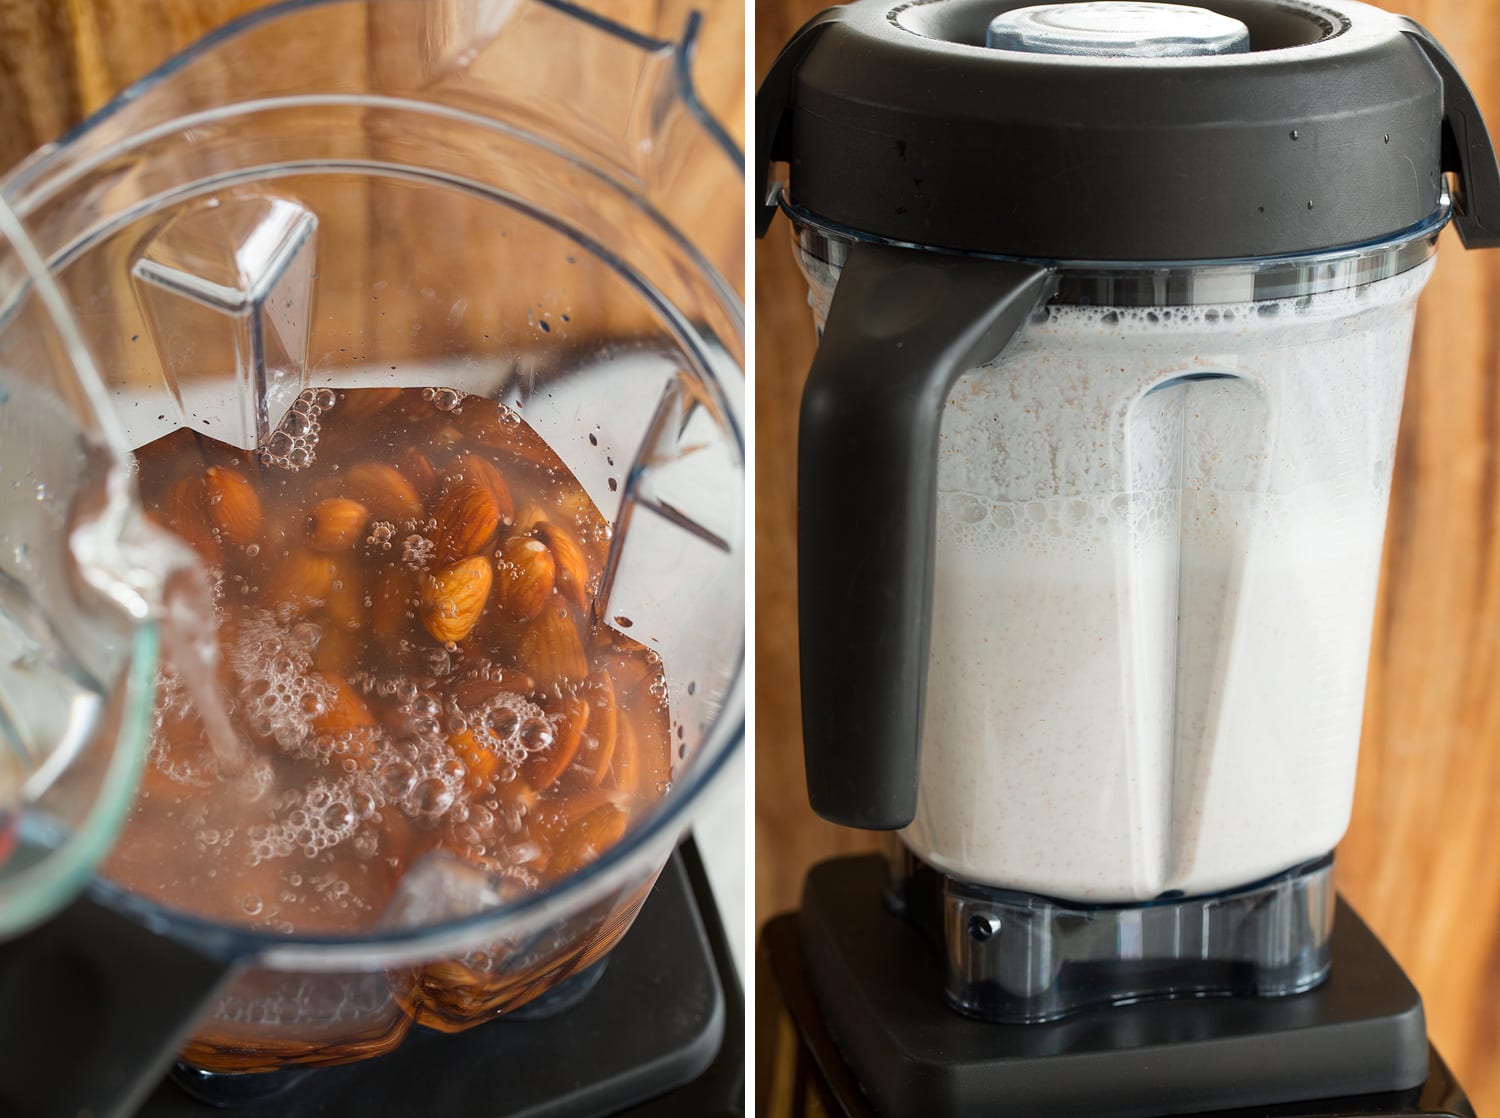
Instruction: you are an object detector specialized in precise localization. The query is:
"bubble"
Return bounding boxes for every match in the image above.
[488,707,519,738]
[242,894,264,916]
[407,778,455,818]
[519,719,553,752]
[431,388,463,413]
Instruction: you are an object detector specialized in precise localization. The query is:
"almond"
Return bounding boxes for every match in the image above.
[345,462,422,520]
[584,670,618,786]
[312,675,378,735]
[204,466,263,546]
[550,803,629,877]
[455,454,514,521]
[307,497,370,552]
[526,696,588,788]
[313,625,359,677]
[612,716,640,795]
[450,729,502,791]
[452,667,536,711]
[323,559,364,630]
[370,565,417,643]
[396,448,440,500]
[512,502,550,535]
[432,483,501,564]
[155,476,218,562]
[495,536,555,620]
[535,522,591,608]
[518,604,589,687]
[275,550,339,609]
[420,555,493,643]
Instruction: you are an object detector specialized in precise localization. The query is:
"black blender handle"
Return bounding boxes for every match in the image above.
[1401,21,1500,249]
[0,892,232,1117]
[798,243,1053,829]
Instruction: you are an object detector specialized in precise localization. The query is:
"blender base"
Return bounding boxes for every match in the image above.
[770,854,1459,1118]
[133,842,741,1117]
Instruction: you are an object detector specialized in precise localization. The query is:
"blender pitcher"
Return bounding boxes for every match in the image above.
[0,0,743,1100]
[759,0,1500,1022]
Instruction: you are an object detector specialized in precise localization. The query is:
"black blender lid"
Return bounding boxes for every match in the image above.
[757,0,1500,260]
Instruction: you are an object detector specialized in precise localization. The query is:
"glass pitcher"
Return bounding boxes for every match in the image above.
[0,0,743,1084]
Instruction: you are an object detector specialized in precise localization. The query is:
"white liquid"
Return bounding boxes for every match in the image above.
[903,263,1432,902]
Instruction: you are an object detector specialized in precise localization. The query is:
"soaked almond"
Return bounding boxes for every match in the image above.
[432,483,502,565]
[455,453,514,522]
[527,695,588,788]
[512,502,550,534]
[495,536,555,620]
[275,550,339,609]
[535,521,591,608]
[344,462,422,520]
[518,603,589,687]
[204,466,263,546]
[419,555,493,643]
[584,670,618,786]
[396,447,440,500]
[308,497,370,552]
[154,475,218,561]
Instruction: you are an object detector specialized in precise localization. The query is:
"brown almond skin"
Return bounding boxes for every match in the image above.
[308,498,370,552]
[276,550,340,608]
[586,670,619,786]
[420,555,494,643]
[323,559,365,630]
[495,536,555,620]
[455,454,514,521]
[432,483,501,565]
[396,448,440,500]
[204,466,262,546]
[511,502,550,535]
[371,565,417,643]
[518,603,589,688]
[526,696,589,788]
[154,476,219,563]
[535,521,591,608]
[345,462,422,520]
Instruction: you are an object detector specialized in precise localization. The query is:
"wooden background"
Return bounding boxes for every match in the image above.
[755,0,1500,1111]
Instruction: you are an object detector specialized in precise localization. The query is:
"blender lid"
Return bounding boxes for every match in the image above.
[756,0,1500,260]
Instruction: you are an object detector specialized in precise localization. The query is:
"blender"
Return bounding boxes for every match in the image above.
[0,0,744,1114]
[757,0,1496,1113]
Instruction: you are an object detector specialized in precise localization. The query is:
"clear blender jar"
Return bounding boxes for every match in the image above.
[0,0,742,1087]
[759,0,1500,1023]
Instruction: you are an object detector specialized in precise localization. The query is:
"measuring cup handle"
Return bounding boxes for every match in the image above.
[797,243,1053,829]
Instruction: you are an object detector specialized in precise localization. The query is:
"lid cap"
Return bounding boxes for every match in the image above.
[987,2,1250,57]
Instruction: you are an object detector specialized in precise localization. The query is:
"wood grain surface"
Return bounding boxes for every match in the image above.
[755,0,1500,1111]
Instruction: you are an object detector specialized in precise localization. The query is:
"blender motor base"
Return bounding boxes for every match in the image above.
[792,855,1442,1118]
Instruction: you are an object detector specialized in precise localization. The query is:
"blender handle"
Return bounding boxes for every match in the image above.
[798,243,1053,829]
[1401,20,1500,249]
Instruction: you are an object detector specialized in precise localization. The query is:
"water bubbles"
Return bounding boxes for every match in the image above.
[519,718,553,752]
[241,894,264,917]
[488,706,520,739]
[407,777,455,819]
[430,388,463,413]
